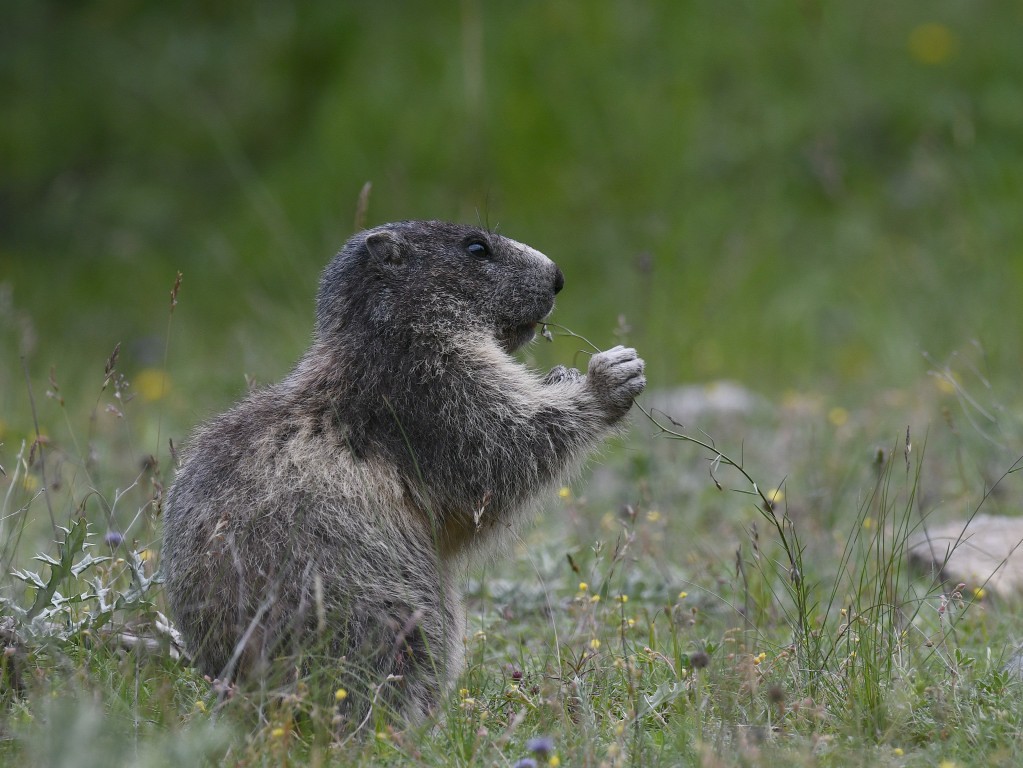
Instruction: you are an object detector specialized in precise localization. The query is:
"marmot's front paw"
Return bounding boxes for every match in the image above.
[543,365,584,385]
[587,345,646,420]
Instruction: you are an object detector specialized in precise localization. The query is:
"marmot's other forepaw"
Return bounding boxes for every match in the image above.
[543,365,584,385]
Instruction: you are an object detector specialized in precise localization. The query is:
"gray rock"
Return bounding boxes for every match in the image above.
[907,514,1023,598]
[644,381,768,424]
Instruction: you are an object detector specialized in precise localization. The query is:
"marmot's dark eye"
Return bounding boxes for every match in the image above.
[465,240,490,259]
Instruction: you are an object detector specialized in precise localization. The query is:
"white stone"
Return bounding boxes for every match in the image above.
[907,514,1023,598]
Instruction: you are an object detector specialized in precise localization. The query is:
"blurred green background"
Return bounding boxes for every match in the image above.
[2,1,1022,435]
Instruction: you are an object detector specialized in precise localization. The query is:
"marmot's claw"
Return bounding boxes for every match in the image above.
[587,345,646,416]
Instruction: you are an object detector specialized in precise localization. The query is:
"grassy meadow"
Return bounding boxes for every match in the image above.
[3,2,1023,766]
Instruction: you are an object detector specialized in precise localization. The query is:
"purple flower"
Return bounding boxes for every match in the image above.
[513,760,537,768]
[527,736,555,757]
[104,531,124,547]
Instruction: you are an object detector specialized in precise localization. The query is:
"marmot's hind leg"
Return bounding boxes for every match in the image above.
[309,602,449,730]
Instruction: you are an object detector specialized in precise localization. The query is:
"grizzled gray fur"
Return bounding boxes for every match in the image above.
[162,220,645,725]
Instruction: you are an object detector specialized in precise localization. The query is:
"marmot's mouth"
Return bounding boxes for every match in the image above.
[499,321,541,353]
[522,320,544,337]
[513,322,538,342]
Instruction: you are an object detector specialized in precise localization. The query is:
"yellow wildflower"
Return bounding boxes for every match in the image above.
[828,406,849,427]
[334,688,348,702]
[134,368,170,402]
[909,23,957,65]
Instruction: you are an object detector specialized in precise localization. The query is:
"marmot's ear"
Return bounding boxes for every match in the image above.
[364,230,404,266]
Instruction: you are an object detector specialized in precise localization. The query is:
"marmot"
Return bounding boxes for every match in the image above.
[162,220,645,725]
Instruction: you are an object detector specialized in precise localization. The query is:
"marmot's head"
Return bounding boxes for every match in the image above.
[317,221,564,353]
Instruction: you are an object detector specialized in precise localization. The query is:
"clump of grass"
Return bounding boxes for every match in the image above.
[0,273,233,766]
[528,325,1023,763]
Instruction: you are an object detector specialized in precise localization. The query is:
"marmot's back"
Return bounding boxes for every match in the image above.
[162,220,645,726]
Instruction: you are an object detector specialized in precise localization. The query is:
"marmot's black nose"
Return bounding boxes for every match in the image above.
[553,267,565,294]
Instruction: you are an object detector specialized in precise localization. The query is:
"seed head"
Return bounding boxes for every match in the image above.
[689,650,711,670]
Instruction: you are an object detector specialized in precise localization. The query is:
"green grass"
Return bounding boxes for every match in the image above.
[4,3,1023,765]
[2,328,1022,766]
